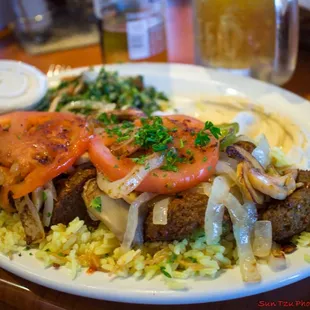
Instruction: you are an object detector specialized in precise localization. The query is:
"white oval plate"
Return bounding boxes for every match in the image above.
[1,63,309,304]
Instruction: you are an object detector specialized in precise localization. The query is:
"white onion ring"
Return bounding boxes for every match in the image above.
[44,180,57,201]
[244,202,257,231]
[228,145,264,173]
[224,193,261,282]
[238,162,265,204]
[82,179,128,241]
[32,187,44,211]
[60,101,116,114]
[252,134,271,169]
[42,189,54,227]
[248,168,296,200]
[97,154,164,199]
[253,221,272,257]
[48,95,61,112]
[205,176,230,245]
[190,182,212,196]
[121,192,157,251]
[215,160,238,184]
[95,194,129,241]
[268,243,287,271]
[152,197,170,225]
[219,152,238,170]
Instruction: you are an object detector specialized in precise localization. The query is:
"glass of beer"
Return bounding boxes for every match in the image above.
[193,0,299,85]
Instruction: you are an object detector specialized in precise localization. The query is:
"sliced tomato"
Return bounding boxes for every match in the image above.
[89,115,219,194]
[0,112,91,210]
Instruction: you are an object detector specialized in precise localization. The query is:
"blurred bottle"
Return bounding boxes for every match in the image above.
[93,0,167,63]
[11,0,52,44]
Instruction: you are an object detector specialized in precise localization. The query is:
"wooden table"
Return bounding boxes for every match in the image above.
[0,1,309,309]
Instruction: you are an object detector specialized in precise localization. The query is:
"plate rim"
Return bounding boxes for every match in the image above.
[1,62,310,304]
[0,252,309,304]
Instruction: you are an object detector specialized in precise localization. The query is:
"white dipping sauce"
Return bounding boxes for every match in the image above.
[0,70,28,98]
[0,60,47,113]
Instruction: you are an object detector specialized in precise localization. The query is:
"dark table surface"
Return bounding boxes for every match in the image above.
[0,1,309,309]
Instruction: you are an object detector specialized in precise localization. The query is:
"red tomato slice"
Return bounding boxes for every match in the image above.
[0,112,91,210]
[89,115,219,194]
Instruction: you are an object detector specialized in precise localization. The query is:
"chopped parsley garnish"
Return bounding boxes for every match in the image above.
[38,68,168,115]
[91,196,102,212]
[167,253,177,264]
[161,148,185,172]
[24,246,30,251]
[188,256,198,263]
[105,121,134,142]
[47,212,52,217]
[113,164,119,168]
[195,131,210,147]
[58,253,65,257]
[160,266,172,278]
[42,191,47,202]
[203,156,207,162]
[116,135,131,143]
[97,112,118,125]
[105,125,122,138]
[102,116,219,173]
[122,121,135,129]
[29,253,33,256]
[195,121,221,147]
[205,121,221,139]
[132,155,147,165]
[134,117,172,152]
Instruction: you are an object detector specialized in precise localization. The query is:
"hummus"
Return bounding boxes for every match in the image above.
[162,96,309,168]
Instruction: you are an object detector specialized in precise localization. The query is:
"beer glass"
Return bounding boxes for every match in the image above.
[193,0,299,85]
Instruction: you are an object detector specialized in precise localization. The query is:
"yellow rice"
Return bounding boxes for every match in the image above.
[293,232,310,247]
[0,211,234,285]
[0,211,26,256]
[1,210,309,284]
[292,232,310,263]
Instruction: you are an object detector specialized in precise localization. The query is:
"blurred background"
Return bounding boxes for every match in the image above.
[0,0,310,92]
[1,2,310,307]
